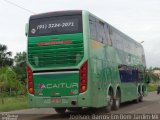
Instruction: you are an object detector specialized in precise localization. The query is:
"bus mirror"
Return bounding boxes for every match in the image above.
[25,23,29,36]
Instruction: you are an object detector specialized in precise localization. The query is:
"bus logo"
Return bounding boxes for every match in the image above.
[38,84,45,90]
[38,83,78,89]
[31,28,36,34]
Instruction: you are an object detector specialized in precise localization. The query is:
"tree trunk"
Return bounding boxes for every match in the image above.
[0,87,4,104]
[16,90,18,97]
[9,88,11,96]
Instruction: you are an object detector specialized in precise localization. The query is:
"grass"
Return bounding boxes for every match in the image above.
[148,83,157,92]
[0,96,29,112]
[148,80,160,92]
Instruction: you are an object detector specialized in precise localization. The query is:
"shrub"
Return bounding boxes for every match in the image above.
[148,83,157,92]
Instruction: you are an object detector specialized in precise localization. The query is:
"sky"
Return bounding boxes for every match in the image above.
[0,0,160,68]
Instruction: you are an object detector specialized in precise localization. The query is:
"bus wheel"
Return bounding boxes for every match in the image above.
[139,94,143,102]
[55,108,66,114]
[106,94,113,112]
[135,87,141,103]
[112,91,121,110]
[135,93,142,103]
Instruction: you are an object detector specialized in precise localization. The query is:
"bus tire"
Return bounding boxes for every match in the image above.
[55,108,66,114]
[140,87,144,102]
[112,91,121,110]
[139,94,143,102]
[106,93,113,113]
[135,87,141,103]
[135,95,139,103]
[135,93,142,103]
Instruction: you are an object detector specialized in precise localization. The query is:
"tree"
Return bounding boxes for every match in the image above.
[0,44,13,67]
[14,52,27,85]
[153,67,160,70]
[146,67,160,82]
[0,66,16,104]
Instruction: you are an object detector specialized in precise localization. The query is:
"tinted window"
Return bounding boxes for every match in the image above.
[110,30,117,48]
[108,26,114,46]
[116,33,124,50]
[29,15,82,37]
[89,15,97,40]
[104,24,111,45]
[89,15,110,45]
[96,20,106,43]
[119,65,139,82]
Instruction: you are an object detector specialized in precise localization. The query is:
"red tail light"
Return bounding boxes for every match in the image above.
[80,61,88,93]
[27,66,34,94]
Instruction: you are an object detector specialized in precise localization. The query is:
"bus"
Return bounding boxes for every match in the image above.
[25,10,149,113]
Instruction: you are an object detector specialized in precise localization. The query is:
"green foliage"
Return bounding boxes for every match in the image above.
[148,83,157,92]
[147,66,160,92]
[153,67,160,70]
[0,66,17,88]
[0,66,17,104]
[0,44,13,67]
[0,66,26,103]
[146,67,160,82]
[0,44,27,107]
[14,52,27,85]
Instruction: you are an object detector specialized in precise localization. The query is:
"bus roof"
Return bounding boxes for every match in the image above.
[30,10,82,20]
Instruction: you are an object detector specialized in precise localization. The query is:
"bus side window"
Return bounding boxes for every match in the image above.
[96,20,106,43]
[119,65,138,82]
[115,33,124,50]
[110,31,117,49]
[108,26,114,46]
[123,39,127,53]
[89,15,97,40]
[104,24,112,45]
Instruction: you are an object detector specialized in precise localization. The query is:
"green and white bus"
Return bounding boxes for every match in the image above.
[26,10,149,113]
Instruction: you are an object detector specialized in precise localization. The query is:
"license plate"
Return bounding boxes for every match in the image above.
[51,98,61,103]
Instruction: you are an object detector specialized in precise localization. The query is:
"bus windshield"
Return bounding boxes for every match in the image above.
[29,15,82,37]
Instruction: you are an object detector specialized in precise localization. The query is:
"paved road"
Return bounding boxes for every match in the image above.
[1,92,160,120]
